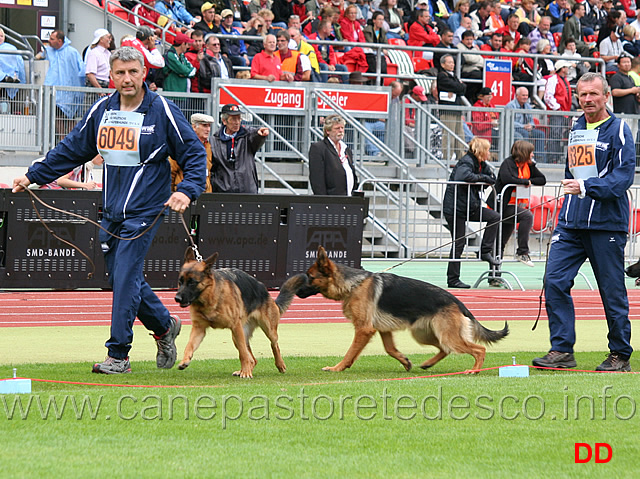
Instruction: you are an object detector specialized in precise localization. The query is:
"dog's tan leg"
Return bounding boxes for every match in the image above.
[379,331,412,371]
[230,322,255,378]
[419,350,448,369]
[178,320,207,370]
[258,312,287,373]
[463,344,486,374]
[323,327,377,371]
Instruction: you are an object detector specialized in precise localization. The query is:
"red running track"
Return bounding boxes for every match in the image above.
[2,289,640,328]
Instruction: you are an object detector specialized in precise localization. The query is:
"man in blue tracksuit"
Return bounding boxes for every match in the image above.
[12,47,207,374]
[533,73,634,372]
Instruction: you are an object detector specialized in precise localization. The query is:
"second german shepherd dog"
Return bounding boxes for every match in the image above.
[175,248,303,378]
[291,246,509,373]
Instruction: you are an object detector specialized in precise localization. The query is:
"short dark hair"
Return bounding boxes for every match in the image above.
[440,28,452,36]
[50,29,65,42]
[491,32,503,39]
[461,30,475,40]
[565,37,576,45]
[371,11,384,21]
[191,29,204,39]
[572,2,585,13]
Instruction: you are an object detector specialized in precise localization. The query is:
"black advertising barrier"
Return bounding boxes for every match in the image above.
[0,190,368,290]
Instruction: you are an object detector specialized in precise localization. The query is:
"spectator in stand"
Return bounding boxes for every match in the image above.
[163,32,196,92]
[600,29,624,72]
[621,25,640,57]
[457,29,483,102]
[487,1,505,34]
[40,30,85,136]
[85,29,112,89]
[185,30,205,92]
[407,0,430,29]
[0,27,26,101]
[245,15,270,57]
[289,27,319,81]
[583,0,606,38]
[544,60,572,163]
[437,54,467,161]
[186,0,224,18]
[380,0,407,40]
[448,0,470,33]
[130,0,161,28]
[257,8,279,35]
[620,0,637,21]
[362,12,388,80]
[122,27,165,88]
[471,87,499,145]
[288,14,302,31]
[480,32,503,57]
[433,28,456,71]
[292,0,311,24]
[597,9,626,47]
[404,85,427,154]
[211,104,269,193]
[501,34,514,54]
[470,1,493,44]
[200,34,234,91]
[310,19,349,82]
[559,3,591,57]
[536,39,556,77]
[219,9,250,67]
[528,16,557,54]
[562,38,592,83]
[225,0,251,25]
[275,30,309,81]
[156,0,198,27]
[340,4,366,47]
[496,13,521,46]
[170,113,214,193]
[629,55,640,86]
[273,0,296,26]
[251,34,284,81]
[545,0,570,34]
[494,140,546,268]
[309,114,358,196]
[431,0,453,33]
[453,16,472,46]
[505,87,546,160]
[409,9,440,48]
[515,0,541,37]
[194,2,219,34]
[442,137,500,289]
[249,0,273,17]
[609,56,640,130]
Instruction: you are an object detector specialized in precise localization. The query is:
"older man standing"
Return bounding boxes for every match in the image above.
[170,113,215,192]
[13,47,206,374]
[210,104,269,193]
[533,73,635,372]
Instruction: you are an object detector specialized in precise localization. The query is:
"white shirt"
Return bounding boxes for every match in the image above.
[331,139,354,196]
[85,45,111,82]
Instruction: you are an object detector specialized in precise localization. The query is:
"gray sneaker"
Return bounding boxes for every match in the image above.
[92,356,131,374]
[153,315,181,369]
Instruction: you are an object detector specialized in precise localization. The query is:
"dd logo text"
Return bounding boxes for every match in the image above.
[574,443,612,463]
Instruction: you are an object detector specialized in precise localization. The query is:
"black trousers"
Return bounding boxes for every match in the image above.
[500,204,534,256]
[444,207,500,285]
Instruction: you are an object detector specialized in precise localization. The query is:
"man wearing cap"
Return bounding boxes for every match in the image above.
[163,32,197,92]
[122,26,165,86]
[155,0,198,27]
[85,29,112,89]
[200,33,234,91]
[12,46,206,374]
[170,113,215,192]
[544,60,572,163]
[219,8,249,67]
[194,2,220,35]
[210,104,269,193]
[251,34,283,81]
[599,28,624,72]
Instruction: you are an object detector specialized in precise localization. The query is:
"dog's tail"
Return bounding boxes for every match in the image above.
[275,274,309,315]
[472,319,509,344]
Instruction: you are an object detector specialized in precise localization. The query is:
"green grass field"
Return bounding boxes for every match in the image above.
[2,322,639,478]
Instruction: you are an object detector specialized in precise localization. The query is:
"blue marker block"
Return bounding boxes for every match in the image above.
[0,379,32,394]
[499,365,530,378]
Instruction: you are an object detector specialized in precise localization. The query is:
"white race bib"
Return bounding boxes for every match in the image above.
[568,129,598,180]
[97,110,144,167]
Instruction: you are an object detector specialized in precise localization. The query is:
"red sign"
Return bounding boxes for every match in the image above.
[316,89,389,114]
[483,59,512,106]
[218,85,389,114]
[219,85,306,110]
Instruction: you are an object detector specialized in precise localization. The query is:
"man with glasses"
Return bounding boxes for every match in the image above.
[200,33,234,91]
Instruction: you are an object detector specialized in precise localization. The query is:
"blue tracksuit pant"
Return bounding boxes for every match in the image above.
[544,225,632,358]
[100,216,172,359]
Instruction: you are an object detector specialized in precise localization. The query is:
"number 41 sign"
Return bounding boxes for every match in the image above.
[483,59,512,106]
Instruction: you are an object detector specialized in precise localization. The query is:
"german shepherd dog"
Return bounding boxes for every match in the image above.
[175,248,302,378]
[291,246,509,373]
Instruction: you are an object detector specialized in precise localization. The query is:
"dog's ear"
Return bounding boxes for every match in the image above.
[316,245,335,274]
[184,247,195,263]
[317,246,328,265]
[205,252,219,268]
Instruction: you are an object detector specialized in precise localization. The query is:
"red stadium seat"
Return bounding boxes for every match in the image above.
[412,57,432,72]
[388,38,407,47]
[529,195,557,233]
[107,2,129,20]
[384,56,398,85]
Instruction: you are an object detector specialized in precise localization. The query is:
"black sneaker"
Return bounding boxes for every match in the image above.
[532,351,577,369]
[153,315,181,369]
[595,353,631,372]
[92,356,131,374]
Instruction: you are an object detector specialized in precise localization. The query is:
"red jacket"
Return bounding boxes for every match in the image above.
[185,49,202,92]
[471,99,499,140]
[339,17,366,43]
[408,21,440,47]
[495,25,521,45]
